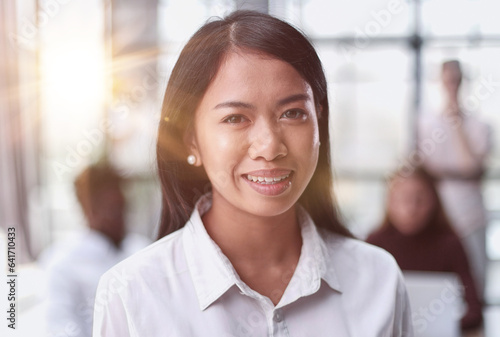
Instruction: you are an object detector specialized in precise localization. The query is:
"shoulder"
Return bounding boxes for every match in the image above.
[319,230,410,328]
[321,230,401,278]
[97,229,187,292]
[465,114,490,127]
[461,115,492,136]
[93,228,201,332]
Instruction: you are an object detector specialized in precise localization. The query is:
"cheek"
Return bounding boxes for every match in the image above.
[293,125,320,167]
[419,203,435,220]
[387,204,401,222]
[196,119,232,161]
[387,199,408,222]
[197,129,245,186]
[305,140,320,170]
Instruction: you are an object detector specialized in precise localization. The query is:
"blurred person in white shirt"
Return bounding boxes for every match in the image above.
[41,162,149,337]
[419,60,492,299]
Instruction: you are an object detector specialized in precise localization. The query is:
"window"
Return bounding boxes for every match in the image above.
[275,0,500,243]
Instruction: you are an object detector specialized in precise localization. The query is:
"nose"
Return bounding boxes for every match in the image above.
[248,119,287,161]
[405,199,420,216]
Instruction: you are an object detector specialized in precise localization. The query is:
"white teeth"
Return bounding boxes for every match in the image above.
[246,174,290,184]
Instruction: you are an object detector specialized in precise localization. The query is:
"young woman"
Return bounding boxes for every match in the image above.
[93,10,413,336]
[367,167,483,332]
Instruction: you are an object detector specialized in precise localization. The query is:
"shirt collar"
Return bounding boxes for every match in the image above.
[182,194,342,311]
[277,207,342,307]
[182,194,239,311]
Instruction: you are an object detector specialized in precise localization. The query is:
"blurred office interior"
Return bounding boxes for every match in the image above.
[1,0,500,336]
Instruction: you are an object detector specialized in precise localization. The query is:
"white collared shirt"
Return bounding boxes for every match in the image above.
[419,113,492,236]
[41,230,150,337]
[93,195,413,337]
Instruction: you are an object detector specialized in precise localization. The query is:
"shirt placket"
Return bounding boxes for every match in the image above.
[236,283,291,337]
[270,307,290,337]
[253,296,290,337]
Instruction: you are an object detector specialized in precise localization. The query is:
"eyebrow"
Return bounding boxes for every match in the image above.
[214,101,255,110]
[213,93,310,110]
[276,93,310,107]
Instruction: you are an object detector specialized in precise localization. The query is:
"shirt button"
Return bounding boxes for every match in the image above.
[274,310,283,323]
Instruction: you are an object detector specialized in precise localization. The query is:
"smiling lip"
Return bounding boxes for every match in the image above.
[243,169,293,196]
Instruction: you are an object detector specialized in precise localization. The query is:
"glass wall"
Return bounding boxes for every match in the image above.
[276,0,500,247]
[15,0,500,256]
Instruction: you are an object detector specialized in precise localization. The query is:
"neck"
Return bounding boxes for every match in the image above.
[202,196,302,267]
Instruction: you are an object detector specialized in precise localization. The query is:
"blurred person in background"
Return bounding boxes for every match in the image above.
[41,162,149,337]
[419,60,492,299]
[367,167,483,334]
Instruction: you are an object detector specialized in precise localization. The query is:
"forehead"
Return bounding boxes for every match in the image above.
[205,50,312,97]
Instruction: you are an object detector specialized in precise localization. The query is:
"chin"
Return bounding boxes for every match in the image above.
[400,225,425,236]
[244,197,297,218]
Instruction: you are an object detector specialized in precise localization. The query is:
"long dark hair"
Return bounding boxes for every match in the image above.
[156,10,352,239]
[381,167,454,233]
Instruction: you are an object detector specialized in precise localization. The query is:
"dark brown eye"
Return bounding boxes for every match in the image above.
[281,109,306,120]
[223,115,247,124]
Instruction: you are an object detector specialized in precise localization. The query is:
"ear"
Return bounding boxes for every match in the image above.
[183,127,203,167]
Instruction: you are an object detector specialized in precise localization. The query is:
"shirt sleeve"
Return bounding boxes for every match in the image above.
[393,269,415,337]
[92,272,135,337]
[359,240,415,337]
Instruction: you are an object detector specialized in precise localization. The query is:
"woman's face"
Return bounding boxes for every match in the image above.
[387,176,436,235]
[188,50,320,218]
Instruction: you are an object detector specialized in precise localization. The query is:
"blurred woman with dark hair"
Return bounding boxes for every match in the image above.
[367,167,483,332]
[94,10,413,336]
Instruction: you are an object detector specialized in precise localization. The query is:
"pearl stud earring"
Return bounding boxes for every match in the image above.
[187,155,196,165]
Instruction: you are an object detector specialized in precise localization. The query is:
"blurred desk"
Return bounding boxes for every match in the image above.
[403,271,463,337]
